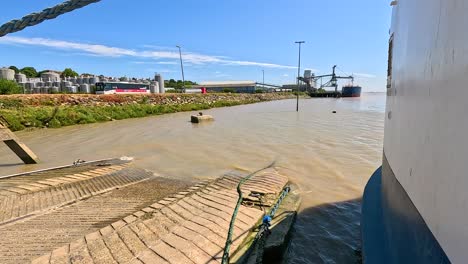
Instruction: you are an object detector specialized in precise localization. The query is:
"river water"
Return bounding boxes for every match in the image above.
[0,93,385,263]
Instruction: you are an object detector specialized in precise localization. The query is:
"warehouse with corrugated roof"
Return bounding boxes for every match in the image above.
[193,81,257,93]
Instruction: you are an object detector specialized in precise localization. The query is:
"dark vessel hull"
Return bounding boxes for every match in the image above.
[361,154,450,264]
[341,86,361,97]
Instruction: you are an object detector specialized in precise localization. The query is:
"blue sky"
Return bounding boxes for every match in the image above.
[0,0,391,91]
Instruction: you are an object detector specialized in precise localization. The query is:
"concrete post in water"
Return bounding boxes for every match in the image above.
[0,120,38,164]
[191,113,214,123]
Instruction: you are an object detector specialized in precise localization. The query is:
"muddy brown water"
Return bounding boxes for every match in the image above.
[0,93,385,263]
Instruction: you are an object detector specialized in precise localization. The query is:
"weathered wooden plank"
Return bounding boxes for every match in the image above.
[26,168,289,264]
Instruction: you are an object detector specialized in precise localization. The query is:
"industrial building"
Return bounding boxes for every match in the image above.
[282,69,317,92]
[192,81,257,93]
[192,81,282,93]
[281,84,309,92]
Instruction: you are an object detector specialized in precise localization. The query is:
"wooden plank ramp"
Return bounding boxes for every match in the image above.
[29,168,289,264]
[0,158,144,226]
[0,158,192,264]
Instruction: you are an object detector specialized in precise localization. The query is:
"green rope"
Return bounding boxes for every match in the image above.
[221,162,276,264]
[0,0,101,37]
[244,186,291,264]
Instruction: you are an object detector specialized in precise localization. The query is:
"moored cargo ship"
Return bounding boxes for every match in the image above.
[341,85,362,97]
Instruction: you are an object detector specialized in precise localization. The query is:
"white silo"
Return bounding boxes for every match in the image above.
[15,73,27,83]
[41,87,49,94]
[22,84,31,94]
[28,82,36,89]
[150,82,160,94]
[80,84,90,93]
[41,71,61,82]
[61,81,72,91]
[25,82,35,93]
[0,68,15,80]
[89,76,99,85]
[155,74,165,94]
[67,86,78,93]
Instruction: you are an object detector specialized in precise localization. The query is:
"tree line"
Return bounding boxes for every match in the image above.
[164,79,197,89]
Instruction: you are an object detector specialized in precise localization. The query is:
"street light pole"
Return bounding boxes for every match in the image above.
[295,41,305,112]
[176,45,185,89]
[262,69,265,85]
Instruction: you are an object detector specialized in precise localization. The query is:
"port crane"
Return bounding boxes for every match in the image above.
[299,65,354,93]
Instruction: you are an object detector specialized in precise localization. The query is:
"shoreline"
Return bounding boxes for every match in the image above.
[0,93,300,132]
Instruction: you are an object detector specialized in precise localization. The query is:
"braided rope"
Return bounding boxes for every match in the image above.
[221,162,276,264]
[0,0,101,37]
[253,186,290,264]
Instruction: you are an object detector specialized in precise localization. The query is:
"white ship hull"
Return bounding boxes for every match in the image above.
[362,0,468,263]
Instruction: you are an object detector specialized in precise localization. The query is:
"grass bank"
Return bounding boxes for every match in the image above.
[0,93,297,131]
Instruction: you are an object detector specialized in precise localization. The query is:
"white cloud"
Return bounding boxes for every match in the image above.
[157,61,178,65]
[140,44,177,51]
[222,60,296,69]
[0,36,296,69]
[145,68,175,73]
[131,61,179,65]
[0,36,137,57]
[130,61,154,64]
[282,74,289,77]
[353,73,377,78]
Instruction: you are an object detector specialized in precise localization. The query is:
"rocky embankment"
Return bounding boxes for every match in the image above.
[0,93,296,131]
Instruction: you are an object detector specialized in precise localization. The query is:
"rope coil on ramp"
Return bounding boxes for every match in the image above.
[0,0,101,37]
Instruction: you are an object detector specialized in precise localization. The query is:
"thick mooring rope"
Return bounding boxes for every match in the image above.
[0,0,101,37]
[253,186,290,263]
[221,162,276,264]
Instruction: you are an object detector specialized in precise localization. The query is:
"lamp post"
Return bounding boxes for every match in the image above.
[262,69,265,85]
[295,41,305,112]
[176,45,185,89]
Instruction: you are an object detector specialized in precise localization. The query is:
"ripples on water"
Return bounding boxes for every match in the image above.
[0,93,386,263]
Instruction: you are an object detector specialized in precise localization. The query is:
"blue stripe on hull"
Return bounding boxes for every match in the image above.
[361,153,451,263]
